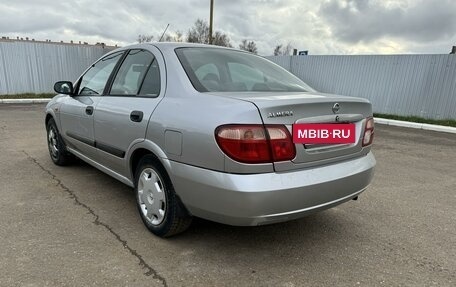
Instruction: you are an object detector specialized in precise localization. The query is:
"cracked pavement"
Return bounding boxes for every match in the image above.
[0,104,455,286]
[22,150,167,286]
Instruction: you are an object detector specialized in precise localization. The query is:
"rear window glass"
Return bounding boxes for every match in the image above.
[175,47,314,93]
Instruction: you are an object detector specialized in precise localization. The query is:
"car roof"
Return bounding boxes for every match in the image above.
[150,42,216,48]
[118,42,243,54]
[152,42,233,49]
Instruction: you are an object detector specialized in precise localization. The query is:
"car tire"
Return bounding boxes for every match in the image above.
[135,155,192,237]
[46,118,73,166]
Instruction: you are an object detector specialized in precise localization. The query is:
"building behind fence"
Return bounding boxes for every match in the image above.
[266,54,456,120]
[0,38,114,95]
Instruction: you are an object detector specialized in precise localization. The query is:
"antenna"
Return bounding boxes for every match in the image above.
[159,24,170,42]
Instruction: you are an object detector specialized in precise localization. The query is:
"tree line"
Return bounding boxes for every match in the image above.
[138,19,293,56]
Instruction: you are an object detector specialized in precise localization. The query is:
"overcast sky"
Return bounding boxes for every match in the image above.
[1,0,455,55]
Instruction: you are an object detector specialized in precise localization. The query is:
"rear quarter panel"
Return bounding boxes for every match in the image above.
[145,45,273,173]
[147,93,269,172]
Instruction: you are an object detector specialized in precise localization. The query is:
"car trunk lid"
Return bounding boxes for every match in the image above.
[208,91,372,171]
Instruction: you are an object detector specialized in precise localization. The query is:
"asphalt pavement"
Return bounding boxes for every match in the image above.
[0,104,455,286]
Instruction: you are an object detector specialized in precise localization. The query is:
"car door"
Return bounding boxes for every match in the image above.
[93,47,165,177]
[59,51,125,160]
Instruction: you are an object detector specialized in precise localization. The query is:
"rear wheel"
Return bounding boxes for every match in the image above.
[135,155,192,237]
[46,118,73,166]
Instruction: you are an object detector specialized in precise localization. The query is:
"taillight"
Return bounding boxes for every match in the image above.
[362,117,374,146]
[215,124,296,164]
[267,125,296,162]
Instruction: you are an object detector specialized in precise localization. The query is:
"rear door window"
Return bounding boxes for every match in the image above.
[110,49,155,95]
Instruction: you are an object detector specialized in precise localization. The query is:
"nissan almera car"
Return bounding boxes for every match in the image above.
[45,43,375,237]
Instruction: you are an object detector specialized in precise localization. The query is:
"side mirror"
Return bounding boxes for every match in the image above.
[54,81,74,95]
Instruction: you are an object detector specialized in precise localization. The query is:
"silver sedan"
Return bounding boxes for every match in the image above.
[45,43,375,237]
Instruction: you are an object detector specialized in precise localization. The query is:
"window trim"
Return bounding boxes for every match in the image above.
[137,57,160,98]
[105,49,160,98]
[104,50,131,96]
[175,47,210,92]
[74,50,127,97]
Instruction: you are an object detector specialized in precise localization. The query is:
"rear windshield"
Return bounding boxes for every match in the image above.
[175,47,314,93]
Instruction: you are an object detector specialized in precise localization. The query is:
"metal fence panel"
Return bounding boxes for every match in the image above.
[1,41,455,120]
[0,41,112,95]
[267,55,456,119]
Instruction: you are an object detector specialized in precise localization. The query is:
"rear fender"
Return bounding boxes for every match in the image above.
[126,139,170,181]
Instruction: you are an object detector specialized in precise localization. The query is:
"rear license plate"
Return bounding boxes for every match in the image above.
[292,123,356,144]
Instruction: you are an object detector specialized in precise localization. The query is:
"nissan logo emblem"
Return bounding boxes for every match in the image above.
[332,103,340,114]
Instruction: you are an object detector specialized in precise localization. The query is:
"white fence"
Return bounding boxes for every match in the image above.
[267,55,456,120]
[0,40,113,95]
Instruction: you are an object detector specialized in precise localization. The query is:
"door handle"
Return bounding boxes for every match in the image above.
[130,110,144,122]
[85,106,94,115]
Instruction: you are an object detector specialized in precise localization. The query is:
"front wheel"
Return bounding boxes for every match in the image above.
[135,156,192,237]
[46,118,73,166]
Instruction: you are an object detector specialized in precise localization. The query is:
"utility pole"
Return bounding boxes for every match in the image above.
[209,0,214,44]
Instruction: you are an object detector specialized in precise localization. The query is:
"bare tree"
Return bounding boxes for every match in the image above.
[186,19,232,47]
[161,34,173,42]
[174,30,184,42]
[239,39,258,54]
[139,19,232,47]
[213,31,232,47]
[273,44,283,56]
[161,30,184,42]
[273,43,293,56]
[283,43,293,55]
[139,29,185,43]
[138,34,154,43]
[187,19,210,44]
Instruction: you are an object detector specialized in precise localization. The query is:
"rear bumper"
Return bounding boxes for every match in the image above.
[168,152,376,226]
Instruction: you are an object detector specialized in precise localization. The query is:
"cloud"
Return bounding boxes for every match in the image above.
[0,0,455,55]
[320,0,456,43]
[0,4,66,33]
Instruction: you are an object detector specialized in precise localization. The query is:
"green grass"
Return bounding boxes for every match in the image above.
[374,113,456,127]
[0,93,55,99]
